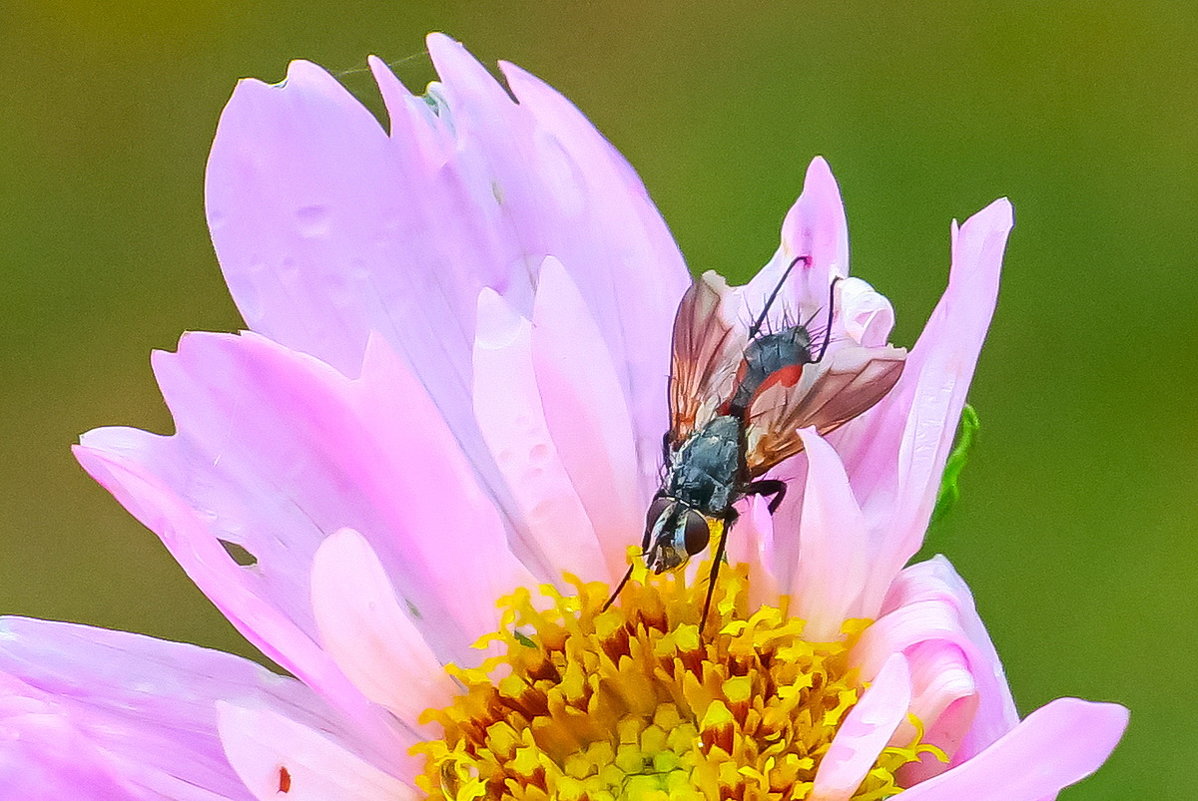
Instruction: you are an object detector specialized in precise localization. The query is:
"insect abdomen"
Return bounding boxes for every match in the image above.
[726,328,813,418]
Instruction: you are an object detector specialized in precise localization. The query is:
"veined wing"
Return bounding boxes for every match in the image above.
[743,344,906,477]
[668,271,747,446]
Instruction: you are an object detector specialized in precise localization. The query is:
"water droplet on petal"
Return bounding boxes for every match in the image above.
[528,442,551,466]
[295,205,331,238]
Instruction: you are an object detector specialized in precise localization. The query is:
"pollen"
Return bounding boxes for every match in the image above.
[413,558,938,800]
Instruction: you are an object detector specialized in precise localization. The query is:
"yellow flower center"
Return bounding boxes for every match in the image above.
[414,557,940,800]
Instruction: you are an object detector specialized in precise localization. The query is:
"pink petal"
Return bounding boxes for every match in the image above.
[353,334,538,643]
[838,276,896,348]
[205,57,523,567]
[0,617,387,800]
[898,699,1128,801]
[0,694,140,800]
[783,157,850,277]
[217,704,417,801]
[310,529,456,732]
[887,557,1020,766]
[849,556,1019,774]
[851,610,986,778]
[897,641,978,779]
[430,34,688,486]
[723,494,780,610]
[837,198,1014,614]
[746,157,850,315]
[206,55,511,390]
[498,54,689,485]
[71,443,395,752]
[788,429,870,640]
[751,450,809,598]
[810,653,912,801]
[208,58,448,379]
[208,35,684,501]
[367,56,448,169]
[76,331,532,678]
[531,258,647,556]
[473,288,615,584]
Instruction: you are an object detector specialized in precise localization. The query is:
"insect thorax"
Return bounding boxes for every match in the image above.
[665,415,742,515]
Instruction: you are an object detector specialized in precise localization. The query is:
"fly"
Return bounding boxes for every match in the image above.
[604,256,907,626]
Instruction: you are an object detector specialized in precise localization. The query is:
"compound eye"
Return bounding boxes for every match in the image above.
[683,511,711,556]
[644,497,672,541]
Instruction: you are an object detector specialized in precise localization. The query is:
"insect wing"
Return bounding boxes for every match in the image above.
[668,271,747,445]
[743,344,906,477]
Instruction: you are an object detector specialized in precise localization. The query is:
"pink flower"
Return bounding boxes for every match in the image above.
[0,34,1125,801]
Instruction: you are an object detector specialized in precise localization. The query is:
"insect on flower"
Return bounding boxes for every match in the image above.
[606,257,908,625]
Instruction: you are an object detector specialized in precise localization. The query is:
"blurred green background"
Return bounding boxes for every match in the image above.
[1,1,1192,796]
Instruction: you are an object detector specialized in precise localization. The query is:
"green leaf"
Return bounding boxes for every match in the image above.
[930,404,980,526]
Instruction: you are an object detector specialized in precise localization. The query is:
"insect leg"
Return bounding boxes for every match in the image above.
[700,508,738,629]
[601,565,635,613]
[744,478,787,514]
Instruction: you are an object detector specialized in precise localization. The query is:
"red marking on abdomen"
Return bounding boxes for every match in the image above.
[278,766,291,793]
[756,363,804,393]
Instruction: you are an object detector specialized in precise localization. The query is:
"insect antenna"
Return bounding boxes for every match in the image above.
[747,255,809,340]
[811,276,842,363]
